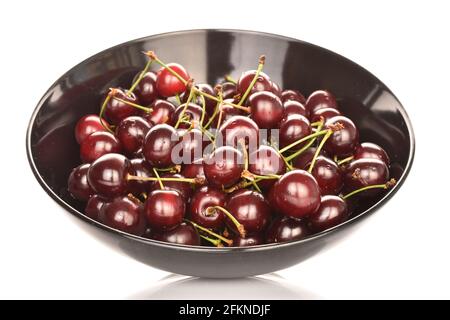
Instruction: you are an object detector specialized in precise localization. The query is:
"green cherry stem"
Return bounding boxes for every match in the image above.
[98,94,114,133]
[204,85,222,130]
[174,80,195,129]
[186,219,233,246]
[206,206,246,238]
[337,155,354,166]
[199,95,206,126]
[237,55,266,106]
[200,235,223,247]
[279,129,329,154]
[341,178,397,200]
[286,121,325,162]
[111,95,152,113]
[145,51,188,85]
[307,129,333,173]
[127,174,204,185]
[224,75,237,84]
[128,59,153,95]
[152,168,164,190]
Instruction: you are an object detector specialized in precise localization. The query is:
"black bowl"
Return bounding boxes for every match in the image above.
[26,29,414,278]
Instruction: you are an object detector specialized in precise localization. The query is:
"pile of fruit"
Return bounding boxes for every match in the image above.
[68,51,395,247]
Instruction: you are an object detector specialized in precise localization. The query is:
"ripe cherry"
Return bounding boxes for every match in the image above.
[209,100,243,129]
[105,89,140,124]
[181,158,206,182]
[248,145,286,190]
[248,91,284,129]
[181,83,216,115]
[221,82,238,99]
[231,234,264,247]
[281,89,306,104]
[84,194,109,221]
[156,63,189,97]
[270,81,282,97]
[279,115,311,150]
[324,116,359,157]
[272,170,321,219]
[308,195,349,232]
[144,99,176,125]
[116,116,151,155]
[145,189,185,231]
[308,156,343,195]
[80,131,122,163]
[354,142,390,165]
[87,153,132,198]
[150,173,193,201]
[143,124,179,168]
[203,146,244,188]
[237,70,271,96]
[150,222,200,245]
[218,116,259,149]
[293,147,329,169]
[265,216,310,243]
[177,128,206,163]
[305,89,338,114]
[75,114,109,144]
[344,158,389,196]
[310,107,341,123]
[68,163,94,201]
[128,158,154,195]
[189,186,227,230]
[172,103,209,128]
[102,195,146,235]
[133,71,158,105]
[283,100,307,119]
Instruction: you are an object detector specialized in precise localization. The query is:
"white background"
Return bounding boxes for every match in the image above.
[1,0,449,299]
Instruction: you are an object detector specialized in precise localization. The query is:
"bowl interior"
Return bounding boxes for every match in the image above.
[27,30,413,247]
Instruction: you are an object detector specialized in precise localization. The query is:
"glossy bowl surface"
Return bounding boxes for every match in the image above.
[26,29,414,278]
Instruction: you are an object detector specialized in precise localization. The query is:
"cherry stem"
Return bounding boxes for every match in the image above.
[152,168,164,189]
[342,178,397,200]
[206,206,246,238]
[237,55,266,106]
[308,129,333,173]
[111,95,152,113]
[175,94,182,105]
[127,174,203,185]
[337,156,354,166]
[186,219,233,246]
[310,120,324,127]
[174,81,195,129]
[144,51,188,85]
[285,121,324,162]
[271,144,294,171]
[98,94,114,133]
[199,95,206,126]
[224,75,237,84]
[204,85,223,130]
[154,165,181,173]
[128,59,153,95]
[279,129,329,154]
[200,235,223,247]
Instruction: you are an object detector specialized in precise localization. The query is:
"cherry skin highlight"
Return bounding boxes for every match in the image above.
[189,186,227,230]
[279,114,311,150]
[68,163,94,201]
[266,216,310,244]
[156,63,189,97]
[150,222,200,245]
[354,142,390,165]
[324,116,359,157]
[248,91,284,129]
[75,114,109,144]
[143,124,179,168]
[145,189,185,231]
[85,194,109,221]
[102,195,146,235]
[144,99,176,125]
[203,146,244,188]
[308,195,349,232]
[80,131,122,163]
[308,156,343,195]
[344,158,389,196]
[116,116,151,156]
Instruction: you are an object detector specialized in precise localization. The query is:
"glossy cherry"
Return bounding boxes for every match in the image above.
[324,116,359,157]
[172,103,209,128]
[283,100,307,119]
[181,158,206,182]
[308,156,343,195]
[128,158,154,195]
[231,234,264,247]
[209,100,243,129]
[80,131,122,163]
[265,216,310,244]
[145,189,185,231]
[308,195,349,232]
[279,114,311,150]
[305,89,338,115]
[176,128,206,163]
[221,82,238,99]
[237,70,271,96]
[156,63,189,97]
[133,71,158,105]
[269,81,282,97]
[281,89,306,104]
[150,222,200,245]
[218,115,259,150]
[142,124,179,168]
[272,170,321,219]
[150,173,193,201]
[310,107,341,123]
[68,163,94,201]
[354,142,390,165]
[344,158,389,196]
[87,153,132,198]
[248,91,284,129]
[203,146,244,188]
[116,116,151,155]
[293,147,329,169]
[75,114,109,144]
[248,145,286,190]
[189,186,227,230]
[144,99,176,125]
[105,89,140,125]
[181,83,216,115]
[102,195,146,235]
[84,194,109,221]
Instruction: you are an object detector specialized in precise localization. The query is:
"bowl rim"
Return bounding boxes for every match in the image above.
[25,28,416,253]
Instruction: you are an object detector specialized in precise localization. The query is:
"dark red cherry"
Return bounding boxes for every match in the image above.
[105,89,140,125]
[272,170,321,219]
[218,116,259,150]
[84,194,109,221]
[248,91,284,129]
[237,70,271,96]
[354,142,390,165]
[293,147,329,169]
[133,71,158,105]
[150,173,192,201]
[150,222,200,245]
[68,163,94,201]
[203,146,244,188]
[102,195,146,235]
[189,186,227,230]
[116,116,151,156]
[181,83,216,115]
[344,158,389,196]
[310,107,341,123]
[308,195,349,232]
[80,131,122,163]
[176,128,206,163]
[308,156,343,195]
[283,100,307,119]
[279,115,311,150]
[145,189,185,231]
[281,89,306,104]
[144,99,176,125]
[172,103,209,128]
[248,145,286,190]
[305,90,338,114]
[142,124,179,168]
[210,100,243,129]
[231,234,264,247]
[221,82,238,99]
[226,189,271,235]
[181,158,206,183]
[324,116,359,157]
[75,114,109,144]
[128,158,153,195]
[269,81,282,97]
[266,216,309,243]
[87,153,132,198]
[156,63,189,97]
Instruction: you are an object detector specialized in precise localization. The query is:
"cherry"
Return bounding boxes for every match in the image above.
[189,186,227,230]
[116,116,151,156]
[68,163,94,201]
[265,216,310,243]
[102,195,146,235]
[270,81,282,97]
[218,116,259,149]
[87,153,132,198]
[128,158,153,195]
[307,156,343,195]
[144,99,176,125]
[105,89,140,124]
[84,194,109,221]
[310,107,341,123]
[354,142,390,165]
[151,173,193,201]
[145,189,185,231]
[279,114,311,150]
[248,91,284,129]
[133,71,158,105]
[150,222,200,245]
[209,100,243,129]
[80,131,122,163]
[344,158,389,196]
[231,234,264,247]
[181,83,216,115]
[203,146,244,188]
[283,100,307,119]
[75,114,109,144]
[156,63,189,97]
[172,103,209,128]
[221,82,238,99]
[142,124,179,168]
[305,90,338,114]
[237,70,271,96]
[281,89,306,104]
[293,147,329,169]
[324,116,359,157]
[226,189,271,235]
[177,128,206,163]
[181,158,206,182]
[272,170,321,219]
[308,195,349,232]
[248,145,286,190]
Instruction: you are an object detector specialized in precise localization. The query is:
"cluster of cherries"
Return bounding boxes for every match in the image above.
[67,51,395,247]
